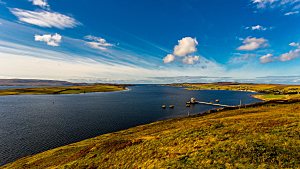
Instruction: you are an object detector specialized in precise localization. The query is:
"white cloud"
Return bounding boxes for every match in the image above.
[163,37,200,64]
[182,56,200,64]
[10,8,78,29]
[29,0,49,9]
[84,35,114,51]
[246,25,268,31]
[260,53,274,63]
[251,0,300,15]
[259,43,300,63]
[252,0,277,8]
[173,37,198,57]
[237,37,268,51]
[279,49,300,61]
[251,0,300,9]
[289,42,300,47]
[34,33,62,46]
[284,11,299,15]
[163,54,175,63]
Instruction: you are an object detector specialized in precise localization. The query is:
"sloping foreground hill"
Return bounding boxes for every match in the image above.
[2,102,300,168]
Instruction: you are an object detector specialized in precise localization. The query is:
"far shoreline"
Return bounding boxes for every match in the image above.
[0,84,129,96]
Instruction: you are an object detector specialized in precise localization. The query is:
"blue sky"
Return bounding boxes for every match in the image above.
[0,0,300,83]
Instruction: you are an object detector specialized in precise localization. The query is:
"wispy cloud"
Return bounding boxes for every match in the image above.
[245,25,268,31]
[229,53,256,64]
[237,37,268,51]
[0,40,171,81]
[84,35,114,51]
[284,11,299,15]
[251,0,300,9]
[34,33,62,46]
[9,8,79,29]
[251,0,300,15]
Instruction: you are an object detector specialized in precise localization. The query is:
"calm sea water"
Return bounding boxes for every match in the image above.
[0,85,261,165]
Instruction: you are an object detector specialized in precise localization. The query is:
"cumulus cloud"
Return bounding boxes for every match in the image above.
[163,54,175,63]
[34,33,62,46]
[284,11,299,15]
[289,42,300,47]
[163,37,200,64]
[10,8,78,29]
[173,37,198,56]
[84,35,114,51]
[237,37,268,51]
[246,25,268,31]
[29,0,49,9]
[182,56,200,64]
[279,49,300,61]
[260,53,274,63]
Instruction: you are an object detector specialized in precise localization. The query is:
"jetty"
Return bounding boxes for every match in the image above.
[186,97,234,107]
[195,101,233,107]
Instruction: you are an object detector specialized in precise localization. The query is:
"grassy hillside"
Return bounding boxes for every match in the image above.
[0,84,127,96]
[2,101,300,168]
[171,82,300,101]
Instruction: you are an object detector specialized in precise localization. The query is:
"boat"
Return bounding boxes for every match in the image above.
[169,105,175,108]
[190,97,196,104]
[162,105,166,109]
[215,99,220,102]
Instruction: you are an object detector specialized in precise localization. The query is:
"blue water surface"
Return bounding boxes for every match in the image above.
[0,85,261,165]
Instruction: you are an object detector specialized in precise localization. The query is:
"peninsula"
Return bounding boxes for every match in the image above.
[170,82,300,101]
[0,79,127,96]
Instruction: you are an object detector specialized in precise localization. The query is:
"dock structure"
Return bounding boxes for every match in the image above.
[195,101,234,107]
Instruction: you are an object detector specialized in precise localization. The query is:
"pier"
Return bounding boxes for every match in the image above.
[195,101,234,107]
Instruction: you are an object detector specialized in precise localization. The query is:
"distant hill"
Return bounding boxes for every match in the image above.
[0,79,81,86]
